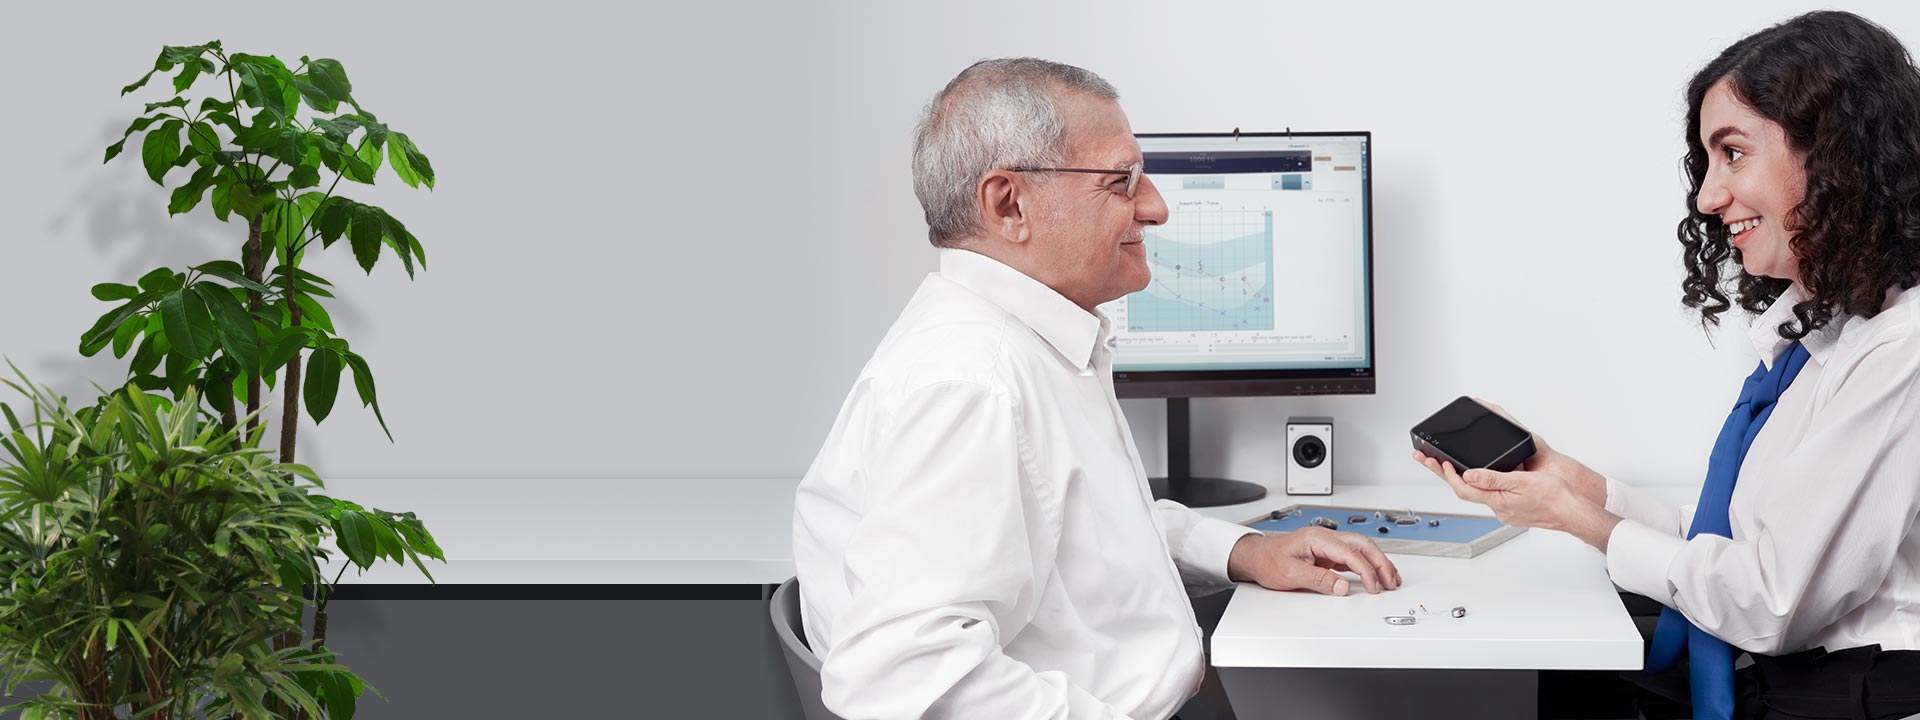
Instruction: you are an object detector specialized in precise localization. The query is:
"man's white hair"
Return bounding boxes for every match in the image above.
[911,58,1119,248]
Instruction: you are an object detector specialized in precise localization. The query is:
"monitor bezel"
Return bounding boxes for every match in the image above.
[1114,130,1376,399]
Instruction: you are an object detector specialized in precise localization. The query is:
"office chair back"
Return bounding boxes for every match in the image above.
[771,577,843,720]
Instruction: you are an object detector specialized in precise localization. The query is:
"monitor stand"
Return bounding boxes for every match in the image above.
[1148,398,1268,508]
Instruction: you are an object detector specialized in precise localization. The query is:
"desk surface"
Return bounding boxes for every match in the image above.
[318,478,799,585]
[1203,486,1656,671]
[315,477,1693,615]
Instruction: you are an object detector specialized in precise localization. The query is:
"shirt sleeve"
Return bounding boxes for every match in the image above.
[1603,475,1688,538]
[1154,500,1260,594]
[1606,333,1920,654]
[819,381,1133,720]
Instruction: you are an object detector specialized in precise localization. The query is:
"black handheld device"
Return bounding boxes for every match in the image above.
[1410,396,1537,473]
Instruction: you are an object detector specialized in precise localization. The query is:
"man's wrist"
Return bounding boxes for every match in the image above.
[1227,533,1264,583]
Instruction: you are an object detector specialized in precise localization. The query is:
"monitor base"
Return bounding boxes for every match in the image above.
[1149,476,1268,508]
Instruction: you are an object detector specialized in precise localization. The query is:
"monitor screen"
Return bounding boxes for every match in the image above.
[1102,132,1375,398]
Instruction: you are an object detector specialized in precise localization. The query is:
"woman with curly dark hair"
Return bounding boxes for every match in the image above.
[1413,10,1920,720]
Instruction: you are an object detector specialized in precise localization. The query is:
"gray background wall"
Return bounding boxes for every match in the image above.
[6,1,1916,490]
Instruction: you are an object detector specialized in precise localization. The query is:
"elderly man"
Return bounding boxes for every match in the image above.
[792,58,1401,719]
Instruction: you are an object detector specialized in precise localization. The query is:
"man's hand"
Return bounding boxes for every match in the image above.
[1227,528,1401,596]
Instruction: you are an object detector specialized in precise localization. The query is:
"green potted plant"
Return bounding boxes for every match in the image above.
[0,370,433,719]
[0,41,446,719]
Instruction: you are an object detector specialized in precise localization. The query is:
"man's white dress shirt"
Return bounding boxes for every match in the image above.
[1606,283,1920,656]
[792,248,1259,720]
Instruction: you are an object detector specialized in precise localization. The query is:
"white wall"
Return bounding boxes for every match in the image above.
[3,1,1904,489]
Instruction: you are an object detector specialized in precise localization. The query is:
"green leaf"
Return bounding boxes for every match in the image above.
[263,198,308,267]
[229,181,262,219]
[119,114,163,140]
[210,181,232,221]
[235,119,284,150]
[347,206,382,272]
[336,509,376,567]
[187,121,221,154]
[261,325,308,373]
[342,352,392,442]
[91,282,140,301]
[362,119,389,149]
[378,208,419,278]
[288,165,320,189]
[160,288,215,360]
[172,56,205,93]
[167,164,218,216]
[131,331,167,376]
[196,283,261,374]
[122,69,162,96]
[316,197,351,246]
[192,260,274,293]
[142,97,187,113]
[296,81,339,114]
[111,311,145,358]
[311,115,362,144]
[306,58,353,103]
[80,292,160,356]
[293,293,334,334]
[386,132,434,189]
[355,135,384,175]
[322,669,358,719]
[106,116,164,163]
[140,119,184,185]
[205,356,235,412]
[163,340,197,396]
[304,347,343,423]
[137,267,182,293]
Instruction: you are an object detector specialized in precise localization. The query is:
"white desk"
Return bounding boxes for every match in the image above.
[1189,485,1673,720]
[314,478,799,587]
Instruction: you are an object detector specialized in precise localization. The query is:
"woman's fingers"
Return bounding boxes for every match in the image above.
[1436,460,1496,504]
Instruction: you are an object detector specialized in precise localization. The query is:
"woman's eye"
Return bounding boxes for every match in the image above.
[1726,147,1745,162]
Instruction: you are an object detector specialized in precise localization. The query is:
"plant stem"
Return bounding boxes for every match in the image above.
[245,216,264,438]
[279,270,301,466]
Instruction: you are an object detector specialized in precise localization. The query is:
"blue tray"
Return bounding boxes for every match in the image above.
[1242,504,1526,558]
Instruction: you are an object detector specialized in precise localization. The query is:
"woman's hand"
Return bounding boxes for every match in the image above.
[1472,399,1609,505]
[1410,399,1621,550]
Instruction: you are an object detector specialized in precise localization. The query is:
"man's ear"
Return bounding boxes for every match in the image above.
[978,171,1032,245]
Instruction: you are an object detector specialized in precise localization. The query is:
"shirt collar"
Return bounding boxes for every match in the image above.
[938,248,1104,370]
[1748,283,1844,369]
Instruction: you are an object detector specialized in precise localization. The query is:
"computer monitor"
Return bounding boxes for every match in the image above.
[1099,131,1376,507]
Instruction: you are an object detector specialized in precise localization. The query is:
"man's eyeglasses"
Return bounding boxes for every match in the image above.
[1007,161,1145,199]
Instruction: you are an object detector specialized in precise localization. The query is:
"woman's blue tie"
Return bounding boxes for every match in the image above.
[1645,341,1811,720]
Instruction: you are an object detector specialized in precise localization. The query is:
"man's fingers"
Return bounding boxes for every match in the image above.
[1289,563,1349,597]
[1311,538,1385,594]
[1344,536,1401,590]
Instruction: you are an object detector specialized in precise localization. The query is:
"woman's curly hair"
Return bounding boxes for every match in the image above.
[1679,10,1920,339]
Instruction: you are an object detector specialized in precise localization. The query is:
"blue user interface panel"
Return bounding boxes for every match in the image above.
[1100,134,1372,373]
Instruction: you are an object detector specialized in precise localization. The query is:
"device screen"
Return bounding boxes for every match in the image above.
[1422,397,1530,467]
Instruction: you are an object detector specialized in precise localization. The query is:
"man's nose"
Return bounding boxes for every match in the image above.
[1136,175,1169,226]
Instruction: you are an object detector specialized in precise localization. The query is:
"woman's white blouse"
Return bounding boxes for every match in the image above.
[1606,283,1920,655]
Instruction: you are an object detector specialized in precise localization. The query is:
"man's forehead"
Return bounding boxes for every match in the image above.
[1059,95,1140,166]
